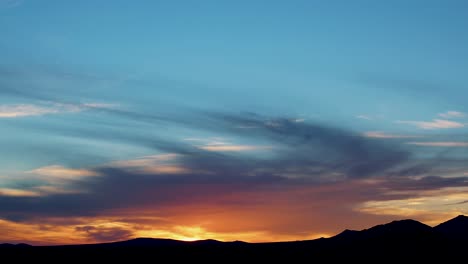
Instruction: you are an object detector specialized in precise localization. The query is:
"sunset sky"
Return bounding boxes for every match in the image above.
[1,0,468,245]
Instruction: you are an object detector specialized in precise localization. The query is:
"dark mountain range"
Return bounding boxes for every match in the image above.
[434,214,468,240]
[2,215,468,261]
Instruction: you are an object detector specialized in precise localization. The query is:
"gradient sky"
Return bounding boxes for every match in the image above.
[1,0,468,245]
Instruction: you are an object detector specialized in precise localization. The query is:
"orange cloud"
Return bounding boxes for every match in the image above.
[109,154,190,174]
[407,141,468,147]
[30,165,98,180]
[356,186,468,225]
[364,131,418,139]
[199,145,272,152]
[397,119,464,129]
[0,188,41,197]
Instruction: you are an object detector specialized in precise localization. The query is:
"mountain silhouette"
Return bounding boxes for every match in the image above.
[2,215,468,261]
[334,219,433,241]
[434,215,468,240]
[0,243,32,248]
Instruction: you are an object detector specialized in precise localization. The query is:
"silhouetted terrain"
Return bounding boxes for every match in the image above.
[2,215,468,261]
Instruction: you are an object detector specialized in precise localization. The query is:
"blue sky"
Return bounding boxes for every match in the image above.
[1,0,468,244]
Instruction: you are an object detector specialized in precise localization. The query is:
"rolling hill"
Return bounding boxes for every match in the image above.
[2,215,467,261]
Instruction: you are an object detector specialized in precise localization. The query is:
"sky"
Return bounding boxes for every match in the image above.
[1,0,468,245]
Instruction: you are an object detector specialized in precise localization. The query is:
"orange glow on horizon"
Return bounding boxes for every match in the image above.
[0,216,332,245]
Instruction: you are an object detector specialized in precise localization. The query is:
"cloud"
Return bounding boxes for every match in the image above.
[30,165,98,179]
[2,111,468,243]
[198,145,272,152]
[364,131,418,139]
[356,115,373,120]
[0,165,103,198]
[75,225,134,242]
[356,185,468,225]
[110,154,180,167]
[291,118,306,123]
[109,154,189,174]
[438,111,465,119]
[0,188,41,197]
[0,102,114,118]
[27,165,100,188]
[407,142,468,147]
[396,119,464,129]
[0,186,81,198]
[0,104,60,118]
[0,112,413,219]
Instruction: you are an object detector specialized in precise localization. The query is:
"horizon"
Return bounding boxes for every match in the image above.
[4,214,466,246]
[1,0,468,245]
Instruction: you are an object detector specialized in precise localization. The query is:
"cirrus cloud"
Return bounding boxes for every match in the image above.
[0,102,115,118]
[396,119,464,130]
[438,111,465,119]
[364,131,419,139]
[407,142,468,147]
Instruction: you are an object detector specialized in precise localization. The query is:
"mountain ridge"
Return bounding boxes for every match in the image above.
[1,215,467,260]
[1,215,466,247]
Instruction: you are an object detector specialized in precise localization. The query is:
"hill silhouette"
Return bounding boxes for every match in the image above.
[2,215,468,261]
[434,215,468,240]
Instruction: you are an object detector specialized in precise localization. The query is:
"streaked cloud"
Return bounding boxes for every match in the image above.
[33,185,85,195]
[109,154,189,174]
[184,137,272,152]
[29,165,99,181]
[438,111,465,119]
[1,112,467,244]
[7,165,104,197]
[0,188,41,197]
[396,119,464,129]
[0,104,60,118]
[407,141,468,147]
[356,115,373,120]
[357,186,468,225]
[110,153,179,167]
[199,144,272,152]
[0,102,115,118]
[364,131,418,139]
[75,225,134,242]
[291,118,305,123]
[0,186,83,198]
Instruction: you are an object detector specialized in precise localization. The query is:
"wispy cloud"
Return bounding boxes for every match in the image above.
[0,165,96,197]
[184,137,272,152]
[438,111,465,119]
[356,115,373,120]
[0,102,115,118]
[29,165,99,181]
[198,145,272,152]
[356,186,468,225]
[13,165,102,197]
[75,225,134,242]
[2,112,467,243]
[407,142,468,147]
[291,118,306,123]
[109,154,189,174]
[364,131,418,139]
[0,104,60,118]
[0,188,41,197]
[396,119,464,129]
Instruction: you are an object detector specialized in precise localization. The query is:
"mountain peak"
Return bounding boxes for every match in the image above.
[436,215,468,226]
[369,219,431,231]
[331,219,432,243]
[454,215,468,220]
[434,215,468,239]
